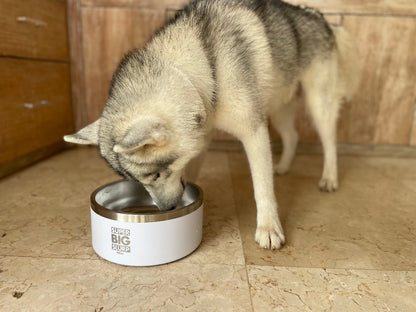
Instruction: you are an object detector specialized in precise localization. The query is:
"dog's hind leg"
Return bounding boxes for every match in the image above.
[270,101,299,175]
[240,123,285,249]
[302,57,341,192]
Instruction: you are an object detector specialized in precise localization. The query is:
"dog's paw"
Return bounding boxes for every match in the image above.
[274,163,290,175]
[319,178,338,192]
[255,223,286,250]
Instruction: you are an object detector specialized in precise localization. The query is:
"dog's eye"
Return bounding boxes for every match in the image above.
[153,172,161,181]
[141,171,161,183]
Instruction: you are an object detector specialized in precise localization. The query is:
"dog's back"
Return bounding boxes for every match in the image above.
[65,0,361,250]
[173,0,337,81]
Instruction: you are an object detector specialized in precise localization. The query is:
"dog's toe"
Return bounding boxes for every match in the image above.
[255,225,285,250]
[319,178,338,192]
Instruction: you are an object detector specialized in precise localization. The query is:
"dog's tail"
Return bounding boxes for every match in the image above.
[332,26,362,102]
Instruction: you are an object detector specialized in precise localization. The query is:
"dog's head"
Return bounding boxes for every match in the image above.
[64,113,204,210]
[64,49,214,210]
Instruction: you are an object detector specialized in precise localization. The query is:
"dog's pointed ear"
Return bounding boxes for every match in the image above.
[63,119,100,145]
[113,117,169,154]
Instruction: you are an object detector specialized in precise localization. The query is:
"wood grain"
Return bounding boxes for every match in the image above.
[273,15,416,146]
[80,0,416,15]
[0,58,74,164]
[81,7,166,124]
[74,3,416,147]
[324,14,342,26]
[210,140,416,158]
[286,0,416,16]
[270,14,343,144]
[411,108,416,146]
[67,0,88,131]
[81,0,189,10]
[0,0,69,61]
[338,16,416,145]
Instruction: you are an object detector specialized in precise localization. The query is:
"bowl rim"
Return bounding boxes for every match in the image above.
[90,180,203,223]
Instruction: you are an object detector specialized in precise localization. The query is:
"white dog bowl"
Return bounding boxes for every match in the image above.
[90,180,203,266]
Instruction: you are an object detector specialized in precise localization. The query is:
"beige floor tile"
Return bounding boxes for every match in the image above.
[229,152,416,270]
[185,151,245,265]
[0,256,252,312]
[247,265,416,312]
[0,147,118,259]
[0,148,244,265]
[2,147,415,311]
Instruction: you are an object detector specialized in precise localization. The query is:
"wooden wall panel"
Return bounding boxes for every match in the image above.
[324,14,342,26]
[0,58,73,164]
[71,1,416,148]
[269,14,343,144]
[273,15,416,146]
[80,0,416,15]
[287,0,416,15]
[411,110,416,146]
[338,16,416,145]
[81,0,189,10]
[81,7,166,123]
[67,0,88,130]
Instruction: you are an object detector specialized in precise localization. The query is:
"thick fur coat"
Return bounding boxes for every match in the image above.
[65,0,360,249]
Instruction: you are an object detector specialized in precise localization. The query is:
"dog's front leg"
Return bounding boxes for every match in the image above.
[241,124,285,249]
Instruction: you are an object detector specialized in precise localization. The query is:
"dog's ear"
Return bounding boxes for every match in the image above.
[113,116,169,154]
[63,119,100,145]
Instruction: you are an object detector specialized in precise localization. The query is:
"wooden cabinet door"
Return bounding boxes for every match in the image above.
[0,58,73,176]
[0,0,69,61]
[0,1,73,177]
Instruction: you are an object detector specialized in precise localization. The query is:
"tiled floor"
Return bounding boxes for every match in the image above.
[0,147,415,311]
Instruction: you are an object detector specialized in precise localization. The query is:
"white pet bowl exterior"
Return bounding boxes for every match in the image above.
[90,181,203,266]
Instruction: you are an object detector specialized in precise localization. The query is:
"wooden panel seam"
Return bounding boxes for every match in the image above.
[67,0,88,130]
[209,141,416,158]
[79,0,416,16]
[409,99,416,145]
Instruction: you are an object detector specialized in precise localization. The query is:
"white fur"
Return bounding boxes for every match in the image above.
[211,23,360,248]
[64,8,360,249]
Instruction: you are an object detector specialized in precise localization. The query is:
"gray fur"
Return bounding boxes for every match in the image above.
[64,0,360,249]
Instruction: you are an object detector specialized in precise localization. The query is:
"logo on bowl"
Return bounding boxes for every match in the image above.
[111,227,131,254]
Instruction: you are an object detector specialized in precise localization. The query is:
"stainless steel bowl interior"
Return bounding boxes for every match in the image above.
[91,180,203,223]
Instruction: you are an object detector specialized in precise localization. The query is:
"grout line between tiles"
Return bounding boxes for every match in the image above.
[4,254,414,273]
[244,264,255,312]
[225,152,256,312]
[0,254,100,261]
[0,253,250,268]
[244,262,416,273]
[224,152,256,312]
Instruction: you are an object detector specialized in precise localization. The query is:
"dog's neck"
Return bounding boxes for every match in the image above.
[147,24,217,115]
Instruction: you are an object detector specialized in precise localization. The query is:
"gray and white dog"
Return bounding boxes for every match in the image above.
[64,0,360,249]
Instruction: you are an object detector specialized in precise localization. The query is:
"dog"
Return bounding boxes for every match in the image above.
[64,0,360,250]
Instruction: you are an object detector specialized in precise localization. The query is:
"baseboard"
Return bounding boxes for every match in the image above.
[0,141,69,179]
[209,140,416,158]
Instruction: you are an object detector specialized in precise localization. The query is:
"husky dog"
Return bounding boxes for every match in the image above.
[64,0,360,249]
